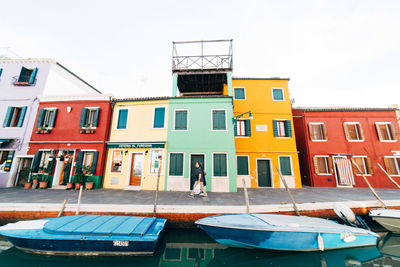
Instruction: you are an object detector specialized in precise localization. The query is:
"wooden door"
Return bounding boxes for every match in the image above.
[257,159,272,187]
[130,153,144,186]
[190,155,205,190]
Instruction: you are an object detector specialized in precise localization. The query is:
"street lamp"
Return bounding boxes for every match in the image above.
[232,110,253,123]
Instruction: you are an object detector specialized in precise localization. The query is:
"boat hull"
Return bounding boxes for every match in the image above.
[370,216,400,234]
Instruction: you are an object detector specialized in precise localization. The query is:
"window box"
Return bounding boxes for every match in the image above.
[79,129,96,134]
[35,129,52,134]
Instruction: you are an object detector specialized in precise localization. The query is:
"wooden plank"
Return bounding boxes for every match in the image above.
[377,163,400,189]
[277,167,300,216]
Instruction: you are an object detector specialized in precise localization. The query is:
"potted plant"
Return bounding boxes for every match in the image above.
[66,181,74,190]
[39,175,49,189]
[74,170,87,190]
[32,174,41,189]
[38,166,45,174]
[24,174,32,189]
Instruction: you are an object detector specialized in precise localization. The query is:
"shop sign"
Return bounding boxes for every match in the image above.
[107,143,165,149]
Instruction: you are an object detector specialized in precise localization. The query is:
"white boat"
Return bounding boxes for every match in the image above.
[369,209,400,234]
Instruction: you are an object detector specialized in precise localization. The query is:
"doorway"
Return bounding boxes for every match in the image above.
[15,158,33,186]
[333,156,354,187]
[128,153,144,189]
[257,159,272,187]
[53,150,75,186]
[190,154,205,190]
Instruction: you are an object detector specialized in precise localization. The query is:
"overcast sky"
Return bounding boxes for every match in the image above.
[1,0,399,107]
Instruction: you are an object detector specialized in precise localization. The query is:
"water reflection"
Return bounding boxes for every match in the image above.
[0,229,399,267]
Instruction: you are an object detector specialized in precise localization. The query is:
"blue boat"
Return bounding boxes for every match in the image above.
[0,214,167,256]
[196,214,379,251]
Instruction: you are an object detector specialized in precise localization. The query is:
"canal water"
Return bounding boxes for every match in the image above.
[0,228,399,267]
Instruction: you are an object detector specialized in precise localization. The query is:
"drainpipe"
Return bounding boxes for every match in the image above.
[100,98,114,188]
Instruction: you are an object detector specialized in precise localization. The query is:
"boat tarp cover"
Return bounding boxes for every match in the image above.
[44,215,156,236]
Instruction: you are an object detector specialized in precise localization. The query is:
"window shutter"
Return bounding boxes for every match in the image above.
[308,124,315,140]
[219,154,227,176]
[93,108,100,127]
[169,154,177,176]
[91,151,99,175]
[29,68,38,84]
[0,68,3,77]
[176,154,183,176]
[322,124,328,140]
[213,111,226,130]
[358,124,365,140]
[31,151,43,173]
[351,158,360,175]
[50,109,58,127]
[153,108,165,128]
[3,150,15,172]
[234,120,237,136]
[214,154,227,176]
[273,120,278,137]
[375,123,383,141]
[75,151,84,173]
[383,158,395,175]
[79,108,88,127]
[366,158,373,175]
[245,120,251,136]
[117,109,128,129]
[327,157,334,173]
[313,157,320,174]
[343,124,350,140]
[3,107,14,127]
[237,156,249,175]
[46,150,57,173]
[18,67,28,82]
[280,157,292,176]
[16,106,27,127]
[285,120,292,137]
[35,109,44,127]
[389,123,399,141]
[175,111,187,130]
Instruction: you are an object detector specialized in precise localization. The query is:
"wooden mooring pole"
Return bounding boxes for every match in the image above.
[76,185,83,215]
[58,199,67,217]
[277,167,300,216]
[242,178,250,213]
[377,163,400,189]
[153,157,162,217]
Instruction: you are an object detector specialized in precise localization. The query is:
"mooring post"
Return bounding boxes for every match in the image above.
[242,178,250,213]
[153,156,162,217]
[277,167,300,216]
[58,199,67,217]
[377,163,400,189]
[76,185,83,215]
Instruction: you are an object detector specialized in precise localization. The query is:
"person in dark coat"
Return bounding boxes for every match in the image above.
[189,162,207,198]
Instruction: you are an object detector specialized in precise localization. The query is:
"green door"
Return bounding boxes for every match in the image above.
[190,155,205,190]
[257,159,272,187]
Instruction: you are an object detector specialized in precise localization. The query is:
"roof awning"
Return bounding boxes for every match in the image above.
[0,139,12,147]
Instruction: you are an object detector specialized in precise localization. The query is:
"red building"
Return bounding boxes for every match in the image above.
[28,95,112,188]
[293,107,400,188]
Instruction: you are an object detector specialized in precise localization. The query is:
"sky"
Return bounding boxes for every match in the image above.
[1,0,399,107]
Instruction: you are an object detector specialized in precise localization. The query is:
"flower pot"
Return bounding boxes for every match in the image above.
[39,181,48,189]
[24,182,32,189]
[75,183,82,190]
[66,182,74,190]
[32,179,39,189]
[85,182,94,190]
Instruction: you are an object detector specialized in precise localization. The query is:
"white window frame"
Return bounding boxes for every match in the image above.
[80,149,97,176]
[236,119,247,137]
[109,149,124,174]
[309,122,327,142]
[236,155,250,176]
[278,155,294,177]
[41,108,57,129]
[0,149,12,173]
[233,87,246,100]
[276,120,287,138]
[211,109,227,131]
[82,106,100,129]
[344,122,364,142]
[383,156,400,176]
[115,107,129,130]
[152,106,167,129]
[352,155,371,176]
[148,149,164,175]
[212,152,229,178]
[168,152,185,178]
[314,155,331,175]
[272,87,285,101]
[376,122,397,142]
[173,109,189,131]
[8,106,24,128]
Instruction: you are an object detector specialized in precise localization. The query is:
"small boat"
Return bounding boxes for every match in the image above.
[369,209,400,233]
[196,214,379,251]
[0,214,167,256]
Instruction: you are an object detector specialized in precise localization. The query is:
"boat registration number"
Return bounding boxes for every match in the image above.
[113,240,129,247]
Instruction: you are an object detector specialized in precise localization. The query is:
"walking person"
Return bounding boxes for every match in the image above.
[189,162,207,198]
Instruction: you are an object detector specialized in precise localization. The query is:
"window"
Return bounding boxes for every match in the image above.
[110,150,123,173]
[212,110,226,130]
[169,153,184,176]
[164,248,181,261]
[279,156,292,176]
[313,156,332,174]
[153,107,166,128]
[234,88,245,100]
[39,151,53,170]
[79,107,100,128]
[77,151,99,175]
[213,153,228,177]
[0,68,3,79]
[0,151,10,172]
[272,88,284,101]
[3,106,27,128]
[36,108,57,129]
[174,110,188,130]
[237,156,249,175]
[187,248,205,260]
[344,123,364,141]
[352,156,373,175]
[376,122,398,142]
[235,119,251,137]
[384,157,400,175]
[273,120,292,137]
[117,109,128,129]
[150,150,163,174]
[309,123,327,141]
[14,67,38,86]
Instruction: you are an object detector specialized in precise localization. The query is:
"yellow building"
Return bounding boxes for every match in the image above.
[103,97,169,190]
[231,78,301,188]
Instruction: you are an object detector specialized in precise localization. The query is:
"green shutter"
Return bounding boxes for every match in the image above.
[273,120,278,137]
[273,89,284,100]
[45,150,56,173]
[175,111,187,130]
[0,68,3,77]
[18,67,28,82]
[169,153,184,176]
[79,108,88,127]
[214,154,227,177]
[285,120,292,137]
[279,156,292,176]
[93,108,100,127]
[16,106,27,127]
[50,109,58,127]
[245,120,251,136]
[31,151,43,172]
[3,107,14,127]
[169,154,177,176]
[36,109,45,127]
[154,108,165,128]
[29,67,38,84]
[176,154,183,176]
[91,151,99,175]
[234,120,237,136]
[75,151,84,173]
[3,151,15,172]
[237,156,249,175]
[213,111,226,130]
[117,109,128,129]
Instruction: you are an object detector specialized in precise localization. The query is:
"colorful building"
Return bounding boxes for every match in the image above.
[27,95,112,188]
[0,58,101,188]
[103,97,169,190]
[231,78,302,189]
[293,107,400,188]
